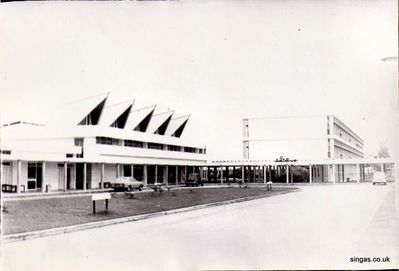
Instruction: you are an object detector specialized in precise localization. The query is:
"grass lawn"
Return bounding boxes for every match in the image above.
[2,186,298,235]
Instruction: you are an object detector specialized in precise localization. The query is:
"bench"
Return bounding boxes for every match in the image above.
[1,184,17,193]
[238,180,248,188]
[92,193,111,214]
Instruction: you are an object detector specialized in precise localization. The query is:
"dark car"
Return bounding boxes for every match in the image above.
[185,173,204,187]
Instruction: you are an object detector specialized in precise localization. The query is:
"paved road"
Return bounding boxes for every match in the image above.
[1,183,397,270]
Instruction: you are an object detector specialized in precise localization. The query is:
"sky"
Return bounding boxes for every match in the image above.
[0,0,397,161]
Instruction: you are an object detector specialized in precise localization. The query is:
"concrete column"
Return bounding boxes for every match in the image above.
[143,165,148,186]
[64,162,67,191]
[220,167,224,184]
[184,166,187,182]
[131,164,134,178]
[155,165,158,183]
[286,165,289,183]
[165,165,169,185]
[42,162,46,192]
[381,163,384,173]
[331,165,336,183]
[83,163,87,190]
[241,166,245,182]
[16,160,22,194]
[175,166,179,185]
[269,166,272,182]
[101,163,105,189]
[200,167,204,181]
[309,165,312,183]
[356,164,360,183]
[263,166,266,184]
[116,164,120,178]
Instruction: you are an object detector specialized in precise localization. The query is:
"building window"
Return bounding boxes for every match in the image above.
[167,145,181,152]
[124,140,144,148]
[96,137,121,145]
[148,143,164,150]
[0,150,11,155]
[66,153,74,158]
[74,138,84,146]
[123,165,132,177]
[184,147,196,153]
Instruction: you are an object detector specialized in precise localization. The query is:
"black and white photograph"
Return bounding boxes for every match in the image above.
[0,0,398,270]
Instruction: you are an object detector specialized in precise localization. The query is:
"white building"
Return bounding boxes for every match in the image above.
[243,115,364,160]
[242,115,365,182]
[0,93,207,193]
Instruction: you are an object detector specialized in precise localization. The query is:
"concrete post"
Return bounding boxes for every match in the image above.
[17,160,21,194]
[64,162,67,192]
[101,163,105,189]
[269,166,272,182]
[155,165,158,183]
[200,167,204,181]
[42,162,46,193]
[309,165,312,183]
[165,165,168,185]
[220,167,224,184]
[263,166,266,184]
[175,166,179,185]
[286,165,289,184]
[184,166,187,182]
[242,166,245,182]
[381,163,384,173]
[131,164,134,178]
[331,165,336,183]
[83,163,87,190]
[143,165,148,186]
[116,164,120,178]
[356,164,360,183]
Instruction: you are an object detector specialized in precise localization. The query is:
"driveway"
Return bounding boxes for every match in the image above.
[1,183,397,270]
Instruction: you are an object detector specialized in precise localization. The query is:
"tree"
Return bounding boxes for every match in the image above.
[377,146,390,158]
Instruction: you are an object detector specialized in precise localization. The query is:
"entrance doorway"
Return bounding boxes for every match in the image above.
[27,163,42,191]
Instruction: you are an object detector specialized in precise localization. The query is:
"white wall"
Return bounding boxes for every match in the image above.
[104,163,116,183]
[247,116,326,140]
[44,162,60,191]
[246,116,328,160]
[90,163,102,189]
[248,138,328,160]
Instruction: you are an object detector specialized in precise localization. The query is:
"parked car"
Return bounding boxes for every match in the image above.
[185,173,204,187]
[372,172,387,185]
[110,177,144,191]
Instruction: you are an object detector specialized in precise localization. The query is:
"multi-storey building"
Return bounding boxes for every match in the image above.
[242,115,364,182]
[1,93,207,193]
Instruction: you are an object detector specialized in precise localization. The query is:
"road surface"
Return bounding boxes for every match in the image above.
[1,183,397,270]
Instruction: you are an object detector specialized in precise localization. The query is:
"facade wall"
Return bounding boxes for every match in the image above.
[90,163,102,189]
[244,116,327,160]
[248,139,328,160]
[104,163,117,183]
[44,162,60,191]
[334,146,362,159]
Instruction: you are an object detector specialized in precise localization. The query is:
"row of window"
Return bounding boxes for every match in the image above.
[333,123,364,149]
[333,117,364,144]
[95,137,206,154]
[334,140,363,157]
